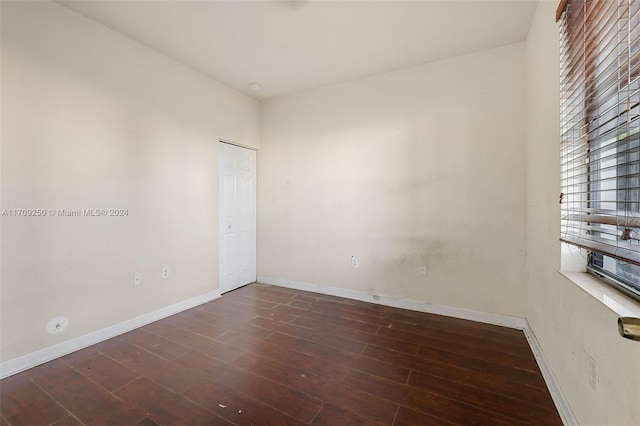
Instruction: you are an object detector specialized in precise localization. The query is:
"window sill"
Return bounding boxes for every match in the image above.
[559,271,640,317]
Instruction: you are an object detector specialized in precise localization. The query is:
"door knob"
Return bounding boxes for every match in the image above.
[618,317,640,341]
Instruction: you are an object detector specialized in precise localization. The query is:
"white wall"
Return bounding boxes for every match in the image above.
[525,2,640,425]
[258,44,527,317]
[0,1,259,362]
[7,3,636,421]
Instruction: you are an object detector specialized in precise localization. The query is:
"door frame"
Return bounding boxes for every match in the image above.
[218,139,257,294]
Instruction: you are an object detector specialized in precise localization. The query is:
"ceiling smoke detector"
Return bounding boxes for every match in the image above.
[248,82,262,91]
[282,0,309,10]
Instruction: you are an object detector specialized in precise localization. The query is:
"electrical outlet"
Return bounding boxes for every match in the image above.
[351,256,359,268]
[162,266,170,280]
[133,273,142,287]
[420,266,427,276]
[588,355,598,391]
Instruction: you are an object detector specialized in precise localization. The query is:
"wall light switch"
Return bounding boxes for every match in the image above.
[133,273,142,287]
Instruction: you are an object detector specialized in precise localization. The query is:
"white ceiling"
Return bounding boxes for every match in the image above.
[59,0,538,100]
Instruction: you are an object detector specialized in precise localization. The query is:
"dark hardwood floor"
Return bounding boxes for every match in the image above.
[0,283,562,425]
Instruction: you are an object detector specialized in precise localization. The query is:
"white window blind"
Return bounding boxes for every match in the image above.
[560,0,640,271]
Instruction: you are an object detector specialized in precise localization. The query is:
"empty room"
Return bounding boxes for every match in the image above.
[1,0,639,425]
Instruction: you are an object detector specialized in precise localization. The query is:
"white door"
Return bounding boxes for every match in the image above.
[219,142,257,293]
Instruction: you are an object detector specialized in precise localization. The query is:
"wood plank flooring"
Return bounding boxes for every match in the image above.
[0,283,562,425]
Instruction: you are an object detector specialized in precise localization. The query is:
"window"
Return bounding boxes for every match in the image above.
[559,0,640,301]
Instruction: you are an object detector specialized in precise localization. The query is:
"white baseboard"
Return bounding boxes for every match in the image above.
[3,277,577,426]
[259,275,576,426]
[0,290,221,379]
[523,323,578,426]
[258,275,527,330]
